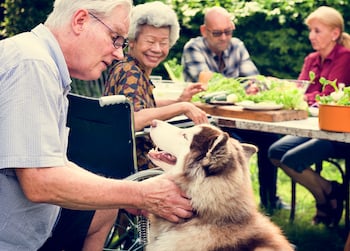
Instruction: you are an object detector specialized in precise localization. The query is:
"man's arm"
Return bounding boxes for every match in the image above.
[235,40,259,77]
[15,163,193,222]
[182,39,211,82]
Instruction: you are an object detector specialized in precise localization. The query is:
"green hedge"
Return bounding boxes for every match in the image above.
[2,0,350,95]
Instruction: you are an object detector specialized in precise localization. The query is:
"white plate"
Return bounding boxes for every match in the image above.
[208,100,235,105]
[236,101,283,110]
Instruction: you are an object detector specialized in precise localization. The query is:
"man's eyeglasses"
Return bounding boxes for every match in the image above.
[206,28,233,38]
[89,12,128,49]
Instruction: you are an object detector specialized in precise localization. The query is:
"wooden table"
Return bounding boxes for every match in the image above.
[215,116,350,143]
[211,115,350,229]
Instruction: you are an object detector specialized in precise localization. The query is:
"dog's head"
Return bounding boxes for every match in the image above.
[148,120,258,223]
[148,120,256,176]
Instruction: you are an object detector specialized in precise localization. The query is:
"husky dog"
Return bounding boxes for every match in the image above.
[147,120,293,251]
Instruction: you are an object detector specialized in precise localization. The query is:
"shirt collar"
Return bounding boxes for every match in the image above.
[31,24,71,92]
[125,54,148,75]
[203,37,230,58]
[315,43,341,66]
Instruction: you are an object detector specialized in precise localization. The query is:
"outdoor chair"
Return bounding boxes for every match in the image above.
[39,93,161,251]
[290,157,349,229]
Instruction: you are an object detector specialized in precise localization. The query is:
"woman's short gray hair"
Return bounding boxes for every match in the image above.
[45,0,132,28]
[128,1,180,47]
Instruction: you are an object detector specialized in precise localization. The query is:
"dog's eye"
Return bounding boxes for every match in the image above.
[182,133,188,140]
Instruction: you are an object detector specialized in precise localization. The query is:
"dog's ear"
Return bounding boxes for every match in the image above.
[241,143,258,160]
[201,132,231,176]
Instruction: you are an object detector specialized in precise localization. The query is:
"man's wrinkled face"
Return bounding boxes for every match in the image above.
[69,6,130,80]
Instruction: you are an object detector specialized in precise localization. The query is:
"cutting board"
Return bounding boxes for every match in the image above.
[194,102,308,122]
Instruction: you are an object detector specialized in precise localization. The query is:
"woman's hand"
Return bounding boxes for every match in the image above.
[178,83,206,102]
[180,102,208,124]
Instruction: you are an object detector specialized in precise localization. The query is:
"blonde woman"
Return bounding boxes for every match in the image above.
[269,6,350,227]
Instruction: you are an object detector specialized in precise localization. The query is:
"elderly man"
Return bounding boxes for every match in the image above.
[0,0,192,250]
[181,6,259,82]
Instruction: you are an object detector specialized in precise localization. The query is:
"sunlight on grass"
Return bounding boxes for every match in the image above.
[249,154,347,251]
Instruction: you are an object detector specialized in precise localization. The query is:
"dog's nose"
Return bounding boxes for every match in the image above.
[151,120,157,128]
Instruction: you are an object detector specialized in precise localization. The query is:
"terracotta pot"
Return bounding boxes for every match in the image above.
[318,104,350,132]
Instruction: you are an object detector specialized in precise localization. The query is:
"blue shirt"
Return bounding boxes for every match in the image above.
[0,24,71,250]
[181,36,259,82]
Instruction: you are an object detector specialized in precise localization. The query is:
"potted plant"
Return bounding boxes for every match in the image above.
[316,77,350,133]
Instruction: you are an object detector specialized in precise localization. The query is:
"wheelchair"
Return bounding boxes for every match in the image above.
[103,169,164,251]
[40,93,161,251]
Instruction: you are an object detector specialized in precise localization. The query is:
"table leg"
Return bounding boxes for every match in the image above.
[345,157,350,230]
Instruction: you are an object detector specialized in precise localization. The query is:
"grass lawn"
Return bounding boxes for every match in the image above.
[249,156,348,251]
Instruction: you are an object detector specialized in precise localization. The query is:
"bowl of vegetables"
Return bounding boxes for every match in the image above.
[191,74,308,111]
[317,80,350,132]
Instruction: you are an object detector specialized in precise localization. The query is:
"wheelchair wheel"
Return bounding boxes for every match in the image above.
[103,169,164,251]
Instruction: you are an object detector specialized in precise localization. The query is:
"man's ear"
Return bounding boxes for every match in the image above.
[71,9,89,34]
[200,24,207,37]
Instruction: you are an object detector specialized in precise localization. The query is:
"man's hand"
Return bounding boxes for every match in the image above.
[139,173,193,223]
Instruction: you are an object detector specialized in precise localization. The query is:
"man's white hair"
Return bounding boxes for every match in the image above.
[45,0,132,29]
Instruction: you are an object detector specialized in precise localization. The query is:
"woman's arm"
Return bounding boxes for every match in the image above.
[134,102,208,131]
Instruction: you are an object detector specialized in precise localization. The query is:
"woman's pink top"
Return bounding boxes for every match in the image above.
[298,43,350,105]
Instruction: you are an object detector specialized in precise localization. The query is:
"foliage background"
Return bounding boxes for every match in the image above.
[1,1,349,249]
[1,0,350,79]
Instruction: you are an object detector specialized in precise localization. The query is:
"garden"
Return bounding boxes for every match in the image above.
[1,0,350,249]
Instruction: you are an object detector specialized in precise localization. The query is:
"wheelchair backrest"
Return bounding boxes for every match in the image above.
[66,93,137,179]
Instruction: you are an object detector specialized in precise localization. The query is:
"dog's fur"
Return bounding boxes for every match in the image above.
[147,120,293,251]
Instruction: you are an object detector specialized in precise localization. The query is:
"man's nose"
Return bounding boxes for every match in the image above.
[113,47,125,60]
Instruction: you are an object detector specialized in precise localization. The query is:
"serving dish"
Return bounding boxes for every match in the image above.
[236,101,283,111]
[208,100,235,105]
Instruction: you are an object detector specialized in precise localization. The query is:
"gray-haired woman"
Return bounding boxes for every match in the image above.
[104,1,208,171]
